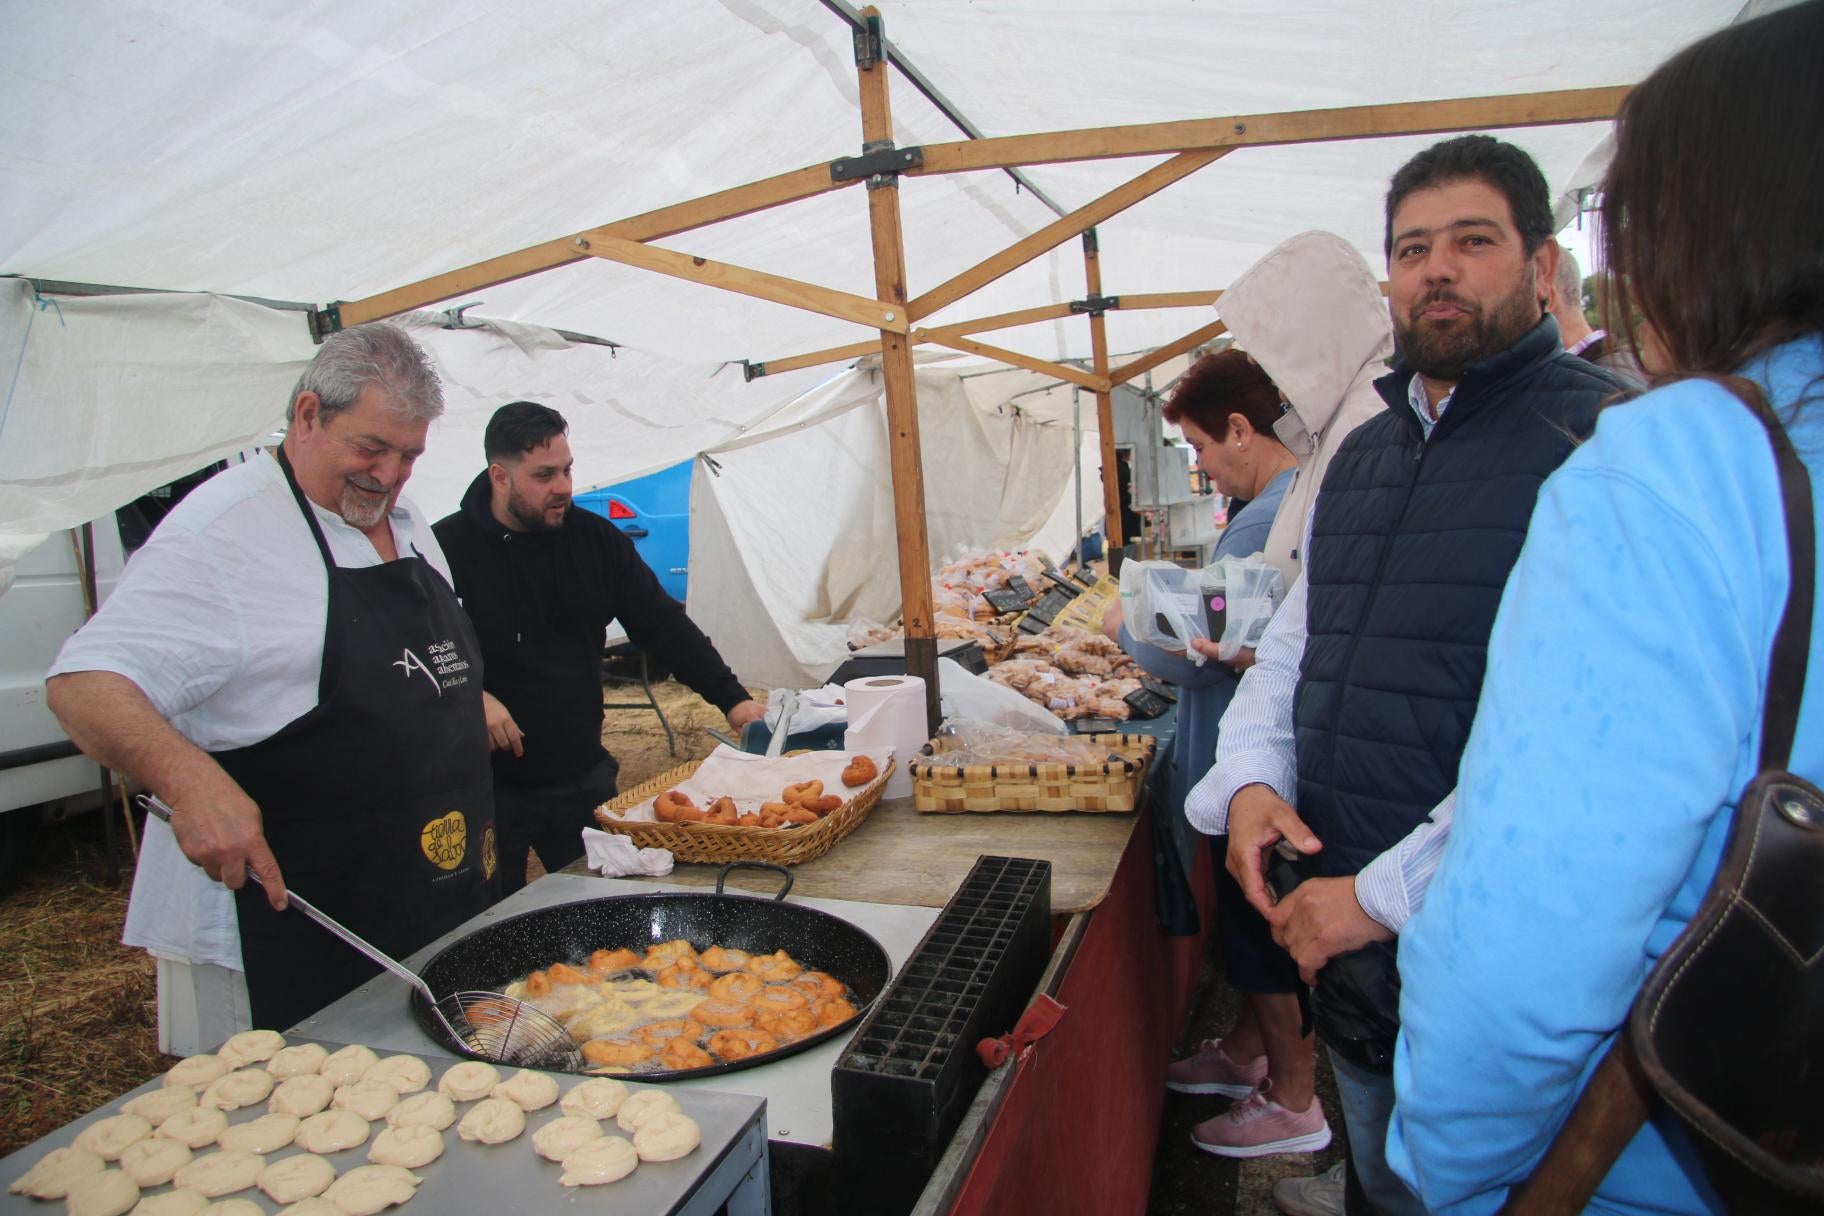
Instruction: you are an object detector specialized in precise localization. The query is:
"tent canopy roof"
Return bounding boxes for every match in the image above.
[3,1,1743,372]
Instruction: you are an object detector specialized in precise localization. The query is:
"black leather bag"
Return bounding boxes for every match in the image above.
[1628,397,1823,1209]
[1506,394,1823,1213]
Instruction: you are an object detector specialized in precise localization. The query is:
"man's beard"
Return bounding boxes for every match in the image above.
[1396,271,1542,382]
[506,483,567,532]
[340,476,391,529]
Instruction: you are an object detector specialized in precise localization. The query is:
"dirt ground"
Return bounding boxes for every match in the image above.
[0,678,1338,1215]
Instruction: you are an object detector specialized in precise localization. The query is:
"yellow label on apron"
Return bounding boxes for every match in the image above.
[421,811,468,870]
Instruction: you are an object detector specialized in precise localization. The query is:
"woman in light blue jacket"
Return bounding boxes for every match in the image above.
[1389,4,1824,1212]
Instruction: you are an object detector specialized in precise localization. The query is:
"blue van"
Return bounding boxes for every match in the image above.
[574,458,693,602]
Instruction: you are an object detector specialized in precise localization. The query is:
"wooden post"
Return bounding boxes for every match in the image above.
[1083,230,1123,554]
[856,8,940,734]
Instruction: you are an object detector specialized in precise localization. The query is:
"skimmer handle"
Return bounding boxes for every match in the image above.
[136,792,436,1004]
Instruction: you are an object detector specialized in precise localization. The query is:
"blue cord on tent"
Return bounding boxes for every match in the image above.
[0,288,66,446]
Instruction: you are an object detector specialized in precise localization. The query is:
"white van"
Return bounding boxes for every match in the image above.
[0,524,125,890]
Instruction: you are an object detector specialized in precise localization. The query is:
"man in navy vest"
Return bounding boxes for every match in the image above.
[1185,136,1626,1214]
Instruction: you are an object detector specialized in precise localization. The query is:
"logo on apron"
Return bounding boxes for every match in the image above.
[481,825,497,882]
[420,811,468,870]
[392,647,443,697]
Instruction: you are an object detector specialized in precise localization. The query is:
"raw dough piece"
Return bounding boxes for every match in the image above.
[383,1092,455,1132]
[257,1152,337,1205]
[122,1085,197,1125]
[6,1145,104,1198]
[118,1137,191,1187]
[318,1044,379,1086]
[165,1055,229,1090]
[434,1060,498,1101]
[490,1070,558,1111]
[363,1056,430,1095]
[531,1115,604,1162]
[215,1030,285,1069]
[265,1044,329,1080]
[558,1135,639,1187]
[294,1109,370,1154]
[632,1110,702,1162]
[558,1077,628,1119]
[172,1149,264,1198]
[269,1074,335,1117]
[367,1124,443,1169]
[129,1189,208,1215]
[217,1112,300,1154]
[64,1169,139,1216]
[274,1201,345,1216]
[200,1069,274,1112]
[74,1114,154,1161]
[614,1088,681,1133]
[157,1108,229,1150]
[322,1164,420,1215]
[332,1079,400,1121]
[274,1202,345,1216]
[455,1097,524,1144]
[198,1201,265,1216]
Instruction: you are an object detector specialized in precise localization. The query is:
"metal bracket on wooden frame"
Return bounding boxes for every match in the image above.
[1070,294,1120,317]
[831,138,925,188]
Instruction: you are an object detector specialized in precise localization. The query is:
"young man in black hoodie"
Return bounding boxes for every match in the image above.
[435,402,763,894]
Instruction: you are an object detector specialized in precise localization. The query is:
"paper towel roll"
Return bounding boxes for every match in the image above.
[843,674,927,799]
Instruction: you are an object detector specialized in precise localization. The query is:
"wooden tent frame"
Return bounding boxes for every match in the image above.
[333,7,1627,723]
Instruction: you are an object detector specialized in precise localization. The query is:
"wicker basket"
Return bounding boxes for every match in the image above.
[592,757,893,866]
[909,732,1156,813]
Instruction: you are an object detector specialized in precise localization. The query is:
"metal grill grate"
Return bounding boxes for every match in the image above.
[832,855,1052,1215]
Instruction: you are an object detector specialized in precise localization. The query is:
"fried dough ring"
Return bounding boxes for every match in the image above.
[789,971,845,1002]
[524,970,552,997]
[781,780,823,806]
[737,813,765,827]
[635,1019,697,1046]
[653,791,701,823]
[751,983,809,1013]
[547,963,592,986]
[698,946,752,972]
[747,952,806,983]
[817,997,859,1027]
[779,806,818,826]
[588,948,641,975]
[656,959,712,990]
[841,756,878,787]
[580,1039,652,1068]
[644,940,698,968]
[705,796,740,825]
[802,795,842,816]
[755,1006,819,1039]
[658,1036,713,1071]
[707,1028,779,1063]
[688,1000,755,1029]
[708,971,763,1002]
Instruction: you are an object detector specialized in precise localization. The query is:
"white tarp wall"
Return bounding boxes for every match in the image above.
[689,356,1087,688]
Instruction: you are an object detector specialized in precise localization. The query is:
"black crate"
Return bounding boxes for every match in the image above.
[831,856,1052,1215]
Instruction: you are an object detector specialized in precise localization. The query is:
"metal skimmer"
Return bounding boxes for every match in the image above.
[138,794,582,1070]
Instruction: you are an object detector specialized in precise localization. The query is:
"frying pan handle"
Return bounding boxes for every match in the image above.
[715,861,794,901]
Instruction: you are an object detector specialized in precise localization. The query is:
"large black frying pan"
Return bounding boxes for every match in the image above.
[409,863,890,1080]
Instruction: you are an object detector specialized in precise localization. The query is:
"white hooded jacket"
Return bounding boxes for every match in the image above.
[1216,231,1394,589]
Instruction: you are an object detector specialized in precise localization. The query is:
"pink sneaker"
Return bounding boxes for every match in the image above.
[1190,1080,1332,1159]
[1165,1038,1268,1097]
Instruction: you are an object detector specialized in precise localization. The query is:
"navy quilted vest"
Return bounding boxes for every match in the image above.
[1293,316,1620,1052]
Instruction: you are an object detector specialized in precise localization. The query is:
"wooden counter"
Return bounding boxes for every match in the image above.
[567,795,1139,914]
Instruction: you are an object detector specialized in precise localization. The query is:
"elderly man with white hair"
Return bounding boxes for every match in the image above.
[48,322,496,1049]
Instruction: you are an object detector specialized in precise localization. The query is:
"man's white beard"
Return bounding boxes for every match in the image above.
[341,481,390,529]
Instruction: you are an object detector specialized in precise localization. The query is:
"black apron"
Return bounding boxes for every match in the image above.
[221,448,497,1030]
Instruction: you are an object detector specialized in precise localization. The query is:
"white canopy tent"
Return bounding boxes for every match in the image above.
[0,0,1753,686]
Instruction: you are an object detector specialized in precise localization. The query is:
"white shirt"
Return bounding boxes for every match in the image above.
[50,449,452,969]
[1183,390,1458,933]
